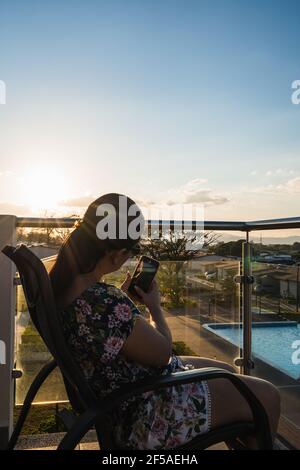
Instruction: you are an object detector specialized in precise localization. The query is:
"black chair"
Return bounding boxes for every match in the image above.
[3,244,273,450]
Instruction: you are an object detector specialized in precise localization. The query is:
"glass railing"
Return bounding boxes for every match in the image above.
[15,283,67,405]
[1,215,299,449]
[160,258,241,368]
[251,262,300,449]
[106,257,242,367]
[14,256,242,404]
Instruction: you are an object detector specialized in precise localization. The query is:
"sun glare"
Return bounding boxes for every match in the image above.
[22,168,68,213]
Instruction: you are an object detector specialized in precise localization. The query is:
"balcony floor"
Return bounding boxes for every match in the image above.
[15,431,228,450]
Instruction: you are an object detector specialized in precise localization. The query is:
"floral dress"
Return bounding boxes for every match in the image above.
[61,282,211,449]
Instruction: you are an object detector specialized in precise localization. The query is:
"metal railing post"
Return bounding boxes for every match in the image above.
[234,233,255,374]
[238,258,243,375]
[0,215,16,448]
[242,234,254,375]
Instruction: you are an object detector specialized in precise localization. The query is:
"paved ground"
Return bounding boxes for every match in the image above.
[165,309,238,364]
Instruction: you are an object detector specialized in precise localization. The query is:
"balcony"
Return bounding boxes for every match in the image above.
[0,215,300,450]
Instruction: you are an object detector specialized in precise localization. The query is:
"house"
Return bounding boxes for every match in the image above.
[256,266,300,299]
[256,253,294,265]
[187,255,240,279]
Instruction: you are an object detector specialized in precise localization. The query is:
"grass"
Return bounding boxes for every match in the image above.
[14,403,66,435]
[172,341,197,356]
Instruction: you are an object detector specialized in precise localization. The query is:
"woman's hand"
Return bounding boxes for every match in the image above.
[120,272,136,301]
[134,279,162,317]
[120,272,145,303]
[121,273,162,319]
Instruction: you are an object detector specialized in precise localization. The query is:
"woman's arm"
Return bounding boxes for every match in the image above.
[120,280,173,367]
[146,306,173,347]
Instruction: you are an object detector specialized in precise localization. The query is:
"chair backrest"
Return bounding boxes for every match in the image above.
[2,244,99,409]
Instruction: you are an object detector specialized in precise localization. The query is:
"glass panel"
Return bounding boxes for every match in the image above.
[252,261,300,448]
[12,226,300,449]
[14,252,140,405]
[14,244,242,405]
[15,281,67,405]
[160,257,241,368]
[107,255,242,366]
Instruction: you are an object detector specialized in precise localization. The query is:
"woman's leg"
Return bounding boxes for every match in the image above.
[209,375,280,439]
[178,355,237,373]
[178,355,281,448]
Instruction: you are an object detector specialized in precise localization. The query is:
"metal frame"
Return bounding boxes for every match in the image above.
[15,215,300,231]
[57,367,272,450]
[0,216,16,448]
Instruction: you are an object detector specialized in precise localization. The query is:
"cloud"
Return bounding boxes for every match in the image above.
[265,168,295,177]
[185,190,228,205]
[285,177,300,193]
[171,178,228,206]
[0,170,14,177]
[135,198,157,208]
[58,195,94,207]
[60,195,161,210]
[150,178,229,208]
[0,202,32,216]
[181,178,208,189]
[252,176,300,195]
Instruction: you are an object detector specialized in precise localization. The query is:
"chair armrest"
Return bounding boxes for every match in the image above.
[58,367,272,450]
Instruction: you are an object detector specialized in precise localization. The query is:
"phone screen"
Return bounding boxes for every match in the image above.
[128,256,160,297]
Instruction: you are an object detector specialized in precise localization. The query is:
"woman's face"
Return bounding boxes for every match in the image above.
[101,248,133,274]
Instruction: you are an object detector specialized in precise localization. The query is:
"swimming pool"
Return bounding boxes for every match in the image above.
[203,322,300,380]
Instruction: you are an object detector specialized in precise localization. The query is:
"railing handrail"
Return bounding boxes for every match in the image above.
[14,215,300,231]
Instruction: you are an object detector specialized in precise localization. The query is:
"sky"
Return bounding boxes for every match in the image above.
[0,0,300,238]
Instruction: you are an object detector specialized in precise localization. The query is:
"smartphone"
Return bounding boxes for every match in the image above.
[128,255,160,299]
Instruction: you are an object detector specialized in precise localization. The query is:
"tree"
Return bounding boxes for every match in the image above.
[213,239,245,257]
[16,214,79,246]
[141,230,218,307]
[54,214,79,243]
[142,230,218,260]
[218,273,239,314]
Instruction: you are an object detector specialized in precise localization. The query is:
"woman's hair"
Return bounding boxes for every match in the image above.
[49,193,143,300]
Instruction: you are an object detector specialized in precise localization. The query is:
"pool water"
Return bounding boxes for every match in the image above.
[203,322,300,380]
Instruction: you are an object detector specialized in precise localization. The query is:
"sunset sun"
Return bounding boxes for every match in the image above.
[22,168,68,212]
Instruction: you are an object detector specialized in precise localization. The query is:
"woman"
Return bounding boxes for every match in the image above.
[50,193,280,450]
